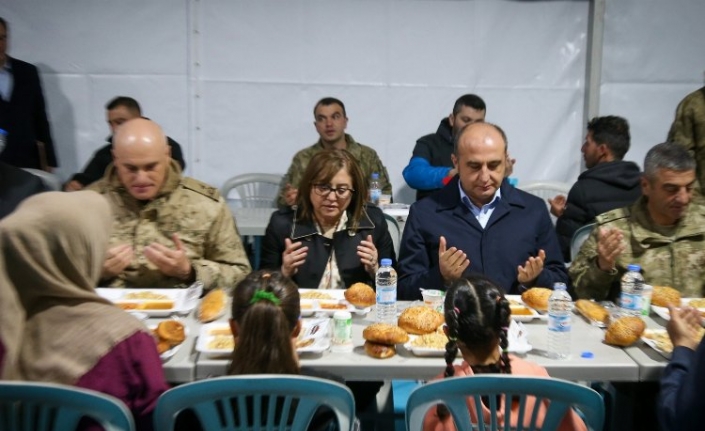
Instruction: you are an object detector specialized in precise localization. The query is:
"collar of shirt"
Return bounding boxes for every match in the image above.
[458,181,502,228]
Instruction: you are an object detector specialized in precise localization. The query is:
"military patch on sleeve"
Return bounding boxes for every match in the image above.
[181,177,221,201]
[596,207,630,225]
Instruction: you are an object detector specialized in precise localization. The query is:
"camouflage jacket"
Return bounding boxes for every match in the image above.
[88,161,251,290]
[570,197,705,300]
[668,87,705,190]
[278,134,392,207]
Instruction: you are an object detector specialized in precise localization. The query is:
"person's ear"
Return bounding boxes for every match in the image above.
[292,319,302,338]
[229,319,239,338]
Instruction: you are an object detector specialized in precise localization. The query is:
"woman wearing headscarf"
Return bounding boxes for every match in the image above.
[0,256,23,380]
[0,191,169,431]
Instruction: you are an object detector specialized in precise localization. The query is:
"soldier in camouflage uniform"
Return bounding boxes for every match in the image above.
[668,86,705,192]
[278,97,392,207]
[570,142,705,301]
[88,118,251,290]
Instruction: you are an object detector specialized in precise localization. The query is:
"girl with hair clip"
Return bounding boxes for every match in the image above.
[423,275,587,431]
[177,270,354,431]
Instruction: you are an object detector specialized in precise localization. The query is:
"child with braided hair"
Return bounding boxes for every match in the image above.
[423,275,587,431]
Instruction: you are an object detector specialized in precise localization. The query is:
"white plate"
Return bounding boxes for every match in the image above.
[651,298,705,321]
[506,295,542,322]
[97,287,199,317]
[641,329,672,358]
[150,322,189,362]
[196,319,331,357]
[299,289,371,316]
[404,321,532,356]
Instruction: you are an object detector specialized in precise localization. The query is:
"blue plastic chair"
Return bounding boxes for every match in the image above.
[406,375,605,431]
[570,222,596,262]
[0,381,135,431]
[153,375,356,431]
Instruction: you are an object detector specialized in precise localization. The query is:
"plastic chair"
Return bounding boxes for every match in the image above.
[519,181,572,225]
[21,167,62,191]
[384,212,401,258]
[153,375,356,431]
[406,375,605,431]
[220,173,283,208]
[0,381,135,431]
[571,222,596,262]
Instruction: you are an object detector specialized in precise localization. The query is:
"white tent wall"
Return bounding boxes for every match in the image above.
[0,0,702,204]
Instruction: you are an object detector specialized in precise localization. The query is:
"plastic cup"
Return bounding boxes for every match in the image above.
[379,194,392,205]
[422,289,444,313]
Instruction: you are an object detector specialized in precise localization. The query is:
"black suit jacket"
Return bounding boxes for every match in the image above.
[0,57,56,169]
[0,161,48,218]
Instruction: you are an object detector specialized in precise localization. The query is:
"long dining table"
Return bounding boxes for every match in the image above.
[153,300,669,385]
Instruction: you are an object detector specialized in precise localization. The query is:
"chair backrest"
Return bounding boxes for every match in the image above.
[153,375,356,431]
[220,173,283,208]
[406,375,604,431]
[518,181,572,225]
[384,212,401,258]
[21,168,62,191]
[570,222,596,262]
[0,381,135,431]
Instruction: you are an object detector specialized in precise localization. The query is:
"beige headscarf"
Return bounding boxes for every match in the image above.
[0,249,24,380]
[0,191,146,384]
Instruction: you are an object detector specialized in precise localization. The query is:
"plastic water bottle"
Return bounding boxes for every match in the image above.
[369,172,381,205]
[375,258,397,324]
[547,282,572,359]
[620,264,644,317]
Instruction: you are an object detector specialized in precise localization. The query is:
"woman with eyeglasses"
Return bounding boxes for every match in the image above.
[261,149,395,290]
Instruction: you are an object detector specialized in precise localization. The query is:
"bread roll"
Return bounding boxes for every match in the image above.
[199,289,227,323]
[397,306,444,335]
[364,341,396,359]
[575,300,610,324]
[604,316,646,347]
[156,320,186,345]
[651,286,681,308]
[362,323,409,345]
[521,287,552,312]
[344,283,376,308]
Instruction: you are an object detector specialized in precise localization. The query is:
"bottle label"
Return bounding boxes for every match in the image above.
[548,314,571,333]
[333,316,352,345]
[370,188,381,204]
[376,285,396,305]
[621,292,641,311]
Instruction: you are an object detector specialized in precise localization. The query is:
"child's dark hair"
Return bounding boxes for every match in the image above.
[228,271,301,375]
[443,274,513,377]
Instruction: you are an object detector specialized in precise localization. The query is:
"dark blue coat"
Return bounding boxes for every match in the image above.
[398,177,568,299]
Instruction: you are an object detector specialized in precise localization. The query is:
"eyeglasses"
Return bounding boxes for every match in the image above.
[312,184,355,198]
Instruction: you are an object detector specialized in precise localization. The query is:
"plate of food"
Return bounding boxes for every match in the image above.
[651,298,705,321]
[299,286,373,316]
[150,319,188,362]
[404,320,531,356]
[96,288,198,317]
[506,296,541,322]
[641,329,673,358]
[196,319,331,357]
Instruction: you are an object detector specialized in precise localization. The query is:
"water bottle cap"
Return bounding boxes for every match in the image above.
[380,258,392,266]
[0,128,7,135]
[627,264,641,272]
[553,282,567,291]
[580,351,594,359]
[371,172,379,179]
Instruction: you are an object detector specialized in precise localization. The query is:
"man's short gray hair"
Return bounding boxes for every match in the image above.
[643,142,696,180]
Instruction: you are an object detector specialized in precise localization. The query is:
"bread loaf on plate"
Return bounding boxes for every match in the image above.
[521,287,552,312]
[604,316,646,347]
[199,289,227,323]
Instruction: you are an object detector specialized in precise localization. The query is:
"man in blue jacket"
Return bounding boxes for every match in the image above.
[402,94,486,201]
[397,122,568,300]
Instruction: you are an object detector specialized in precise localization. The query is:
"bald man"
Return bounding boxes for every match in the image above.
[88,118,251,290]
[397,122,568,299]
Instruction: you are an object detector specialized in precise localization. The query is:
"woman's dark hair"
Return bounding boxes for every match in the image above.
[295,149,368,230]
[228,271,301,375]
[443,275,512,377]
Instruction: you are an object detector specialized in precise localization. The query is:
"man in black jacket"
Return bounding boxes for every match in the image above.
[0,18,57,171]
[0,161,47,218]
[64,96,185,191]
[549,116,641,262]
